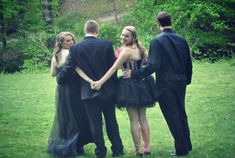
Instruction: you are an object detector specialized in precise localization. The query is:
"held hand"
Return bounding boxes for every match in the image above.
[91,81,103,91]
[123,69,132,78]
[88,80,95,90]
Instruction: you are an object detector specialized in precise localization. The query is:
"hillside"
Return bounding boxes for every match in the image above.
[61,0,135,21]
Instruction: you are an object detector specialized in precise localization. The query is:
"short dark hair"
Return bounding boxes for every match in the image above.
[84,20,99,34]
[156,12,171,27]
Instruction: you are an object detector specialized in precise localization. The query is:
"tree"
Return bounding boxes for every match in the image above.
[107,0,120,24]
[0,1,6,51]
[123,0,235,61]
[40,0,54,32]
[0,0,19,50]
[112,0,119,24]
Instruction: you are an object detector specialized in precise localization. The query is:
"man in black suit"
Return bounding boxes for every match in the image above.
[57,20,124,158]
[124,12,193,156]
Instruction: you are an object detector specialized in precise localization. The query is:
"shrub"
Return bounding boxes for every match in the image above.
[99,23,121,47]
[120,0,235,61]
[0,35,53,73]
[0,50,23,73]
[20,39,51,71]
[55,13,88,40]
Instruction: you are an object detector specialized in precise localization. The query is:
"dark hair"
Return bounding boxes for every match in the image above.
[156,12,171,27]
[84,20,99,34]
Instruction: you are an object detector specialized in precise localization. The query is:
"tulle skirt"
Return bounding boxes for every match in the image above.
[117,76,160,109]
[48,81,93,157]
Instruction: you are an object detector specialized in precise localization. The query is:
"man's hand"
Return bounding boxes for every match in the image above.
[88,80,95,90]
[123,69,132,78]
[90,80,102,91]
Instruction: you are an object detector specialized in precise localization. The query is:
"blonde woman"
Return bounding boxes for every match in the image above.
[48,32,92,157]
[88,26,156,157]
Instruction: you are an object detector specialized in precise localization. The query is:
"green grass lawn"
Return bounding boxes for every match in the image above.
[0,60,235,158]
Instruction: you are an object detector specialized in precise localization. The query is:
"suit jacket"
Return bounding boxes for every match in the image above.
[57,36,118,101]
[132,28,192,85]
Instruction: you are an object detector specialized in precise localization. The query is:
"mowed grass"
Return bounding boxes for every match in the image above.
[0,60,235,158]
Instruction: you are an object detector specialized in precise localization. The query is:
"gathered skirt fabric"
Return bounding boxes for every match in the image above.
[117,76,159,109]
[48,78,93,157]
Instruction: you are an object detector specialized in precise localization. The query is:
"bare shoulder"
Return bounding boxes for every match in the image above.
[118,47,132,59]
[122,47,132,54]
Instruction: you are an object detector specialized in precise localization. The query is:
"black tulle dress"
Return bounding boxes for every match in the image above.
[48,67,93,157]
[117,59,158,109]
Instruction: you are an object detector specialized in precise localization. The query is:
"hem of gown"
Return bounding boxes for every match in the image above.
[116,102,156,109]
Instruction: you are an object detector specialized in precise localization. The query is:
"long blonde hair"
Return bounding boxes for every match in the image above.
[123,26,148,60]
[53,32,76,63]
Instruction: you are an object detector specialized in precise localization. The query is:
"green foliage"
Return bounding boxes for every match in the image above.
[2,0,19,25]
[171,1,232,32]
[54,13,88,40]
[55,12,124,48]
[2,0,235,73]
[204,46,234,62]
[20,39,51,72]
[51,0,62,17]
[121,0,235,61]
[99,23,121,47]
[0,41,23,73]
[0,50,23,73]
[1,7,90,73]
[1,0,46,36]
[17,1,46,35]
[0,34,53,73]
[1,0,49,72]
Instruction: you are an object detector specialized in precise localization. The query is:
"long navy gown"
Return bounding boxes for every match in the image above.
[48,67,93,157]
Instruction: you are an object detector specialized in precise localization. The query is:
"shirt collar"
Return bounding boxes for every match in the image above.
[85,34,97,38]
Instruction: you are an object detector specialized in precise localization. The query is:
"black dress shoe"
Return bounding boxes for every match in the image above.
[112,151,124,157]
[188,147,192,152]
[144,151,151,155]
[136,152,143,157]
[77,147,85,155]
[95,148,107,158]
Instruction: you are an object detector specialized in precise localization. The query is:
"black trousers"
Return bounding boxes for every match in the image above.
[83,97,123,157]
[158,82,192,155]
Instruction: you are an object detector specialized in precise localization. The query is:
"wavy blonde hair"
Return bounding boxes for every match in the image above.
[53,32,76,63]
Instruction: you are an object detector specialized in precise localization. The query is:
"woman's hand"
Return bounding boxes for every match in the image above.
[91,80,103,91]
[123,69,132,78]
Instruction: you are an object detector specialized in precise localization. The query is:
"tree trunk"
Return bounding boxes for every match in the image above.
[112,0,119,24]
[40,0,54,32]
[0,2,6,51]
